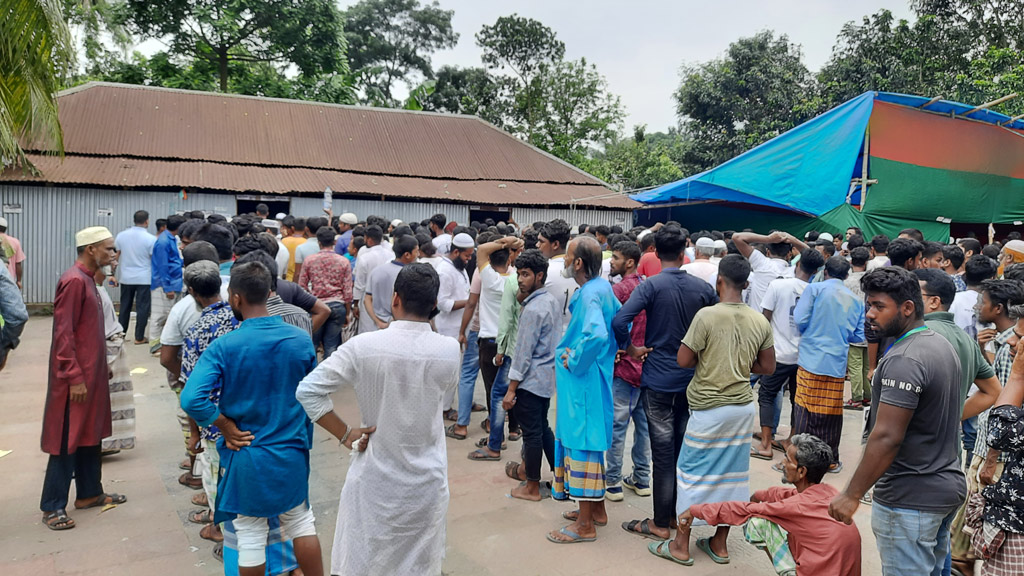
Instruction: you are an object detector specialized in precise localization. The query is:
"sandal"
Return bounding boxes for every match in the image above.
[471,403,486,412]
[621,518,664,540]
[505,461,525,481]
[696,537,730,564]
[750,446,773,460]
[189,509,213,524]
[476,437,506,450]
[508,429,522,442]
[212,542,224,563]
[42,509,76,531]
[648,540,694,566]
[467,449,500,461]
[179,457,192,471]
[443,409,458,422]
[192,493,209,507]
[179,472,203,490]
[828,461,844,474]
[480,418,490,433]
[75,493,127,509]
[444,424,467,440]
[200,523,224,542]
[562,509,606,526]
[546,526,596,544]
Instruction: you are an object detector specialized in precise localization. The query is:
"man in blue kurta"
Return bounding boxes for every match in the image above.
[549,235,620,544]
[181,261,323,576]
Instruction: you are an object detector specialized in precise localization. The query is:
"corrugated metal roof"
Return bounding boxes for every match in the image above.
[1,154,636,209]
[46,82,607,186]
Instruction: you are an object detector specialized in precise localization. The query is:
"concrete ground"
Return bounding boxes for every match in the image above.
[1,317,880,575]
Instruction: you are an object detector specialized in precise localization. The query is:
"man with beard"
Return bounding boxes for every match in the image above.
[435,233,476,417]
[830,267,966,576]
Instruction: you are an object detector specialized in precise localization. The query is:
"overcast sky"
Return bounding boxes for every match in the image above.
[344,0,915,132]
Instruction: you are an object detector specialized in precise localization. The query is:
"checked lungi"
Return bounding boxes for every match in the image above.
[675,402,756,526]
[552,440,606,501]
[793,368,845,462]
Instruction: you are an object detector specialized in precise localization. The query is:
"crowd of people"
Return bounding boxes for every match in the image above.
[12,199,1024,576]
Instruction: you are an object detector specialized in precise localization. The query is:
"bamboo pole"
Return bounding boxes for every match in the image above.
[956,93,1019,117]
[860,127,870,209]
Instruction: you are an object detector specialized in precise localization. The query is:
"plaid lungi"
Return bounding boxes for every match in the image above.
[794,368,845,461]
[744,517,798,576]
[552,440,605,501]
[102,335,136,452]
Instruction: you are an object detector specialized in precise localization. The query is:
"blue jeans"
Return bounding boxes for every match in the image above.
[456,330,480,426]
[872,501,957,576]
[314,301,347,357]
[962,417,977,463]
[486,359,511,452]
[606,377,651,486]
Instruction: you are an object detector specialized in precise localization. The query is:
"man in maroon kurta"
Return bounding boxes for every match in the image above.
[40,226,127,531]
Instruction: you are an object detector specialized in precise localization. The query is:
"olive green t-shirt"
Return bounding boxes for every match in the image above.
[682,302,774,411]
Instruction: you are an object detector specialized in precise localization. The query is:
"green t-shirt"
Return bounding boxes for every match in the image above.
[682,302,774,411]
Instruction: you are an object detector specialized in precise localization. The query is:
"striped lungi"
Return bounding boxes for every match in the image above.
[675,402,755,525]
[793,368,845,462]
[101,335,136,452]
[552,440,606,501]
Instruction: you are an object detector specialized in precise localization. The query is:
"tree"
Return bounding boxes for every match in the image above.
[532,58,624,163]
[583,125,686,190]
[674,31,819,171]
[342,0,458,105]
[123,0,348,92]
[1,0,75,171]
[423,66,504,126]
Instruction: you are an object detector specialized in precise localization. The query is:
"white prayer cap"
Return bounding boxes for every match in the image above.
[452,233,475,249]
[275,212,287,220]
[713,239,727,250]
[638,229,652,240]
[261,219,280,230]
[390,218,403,228]
[695,237,715,248]
[0,216,7,228]
[75,226,113,247]
[818,232,834,242]
[339,212,358,225]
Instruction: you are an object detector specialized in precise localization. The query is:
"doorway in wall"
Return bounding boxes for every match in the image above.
[236,196,291,219]
[469,206,511,227]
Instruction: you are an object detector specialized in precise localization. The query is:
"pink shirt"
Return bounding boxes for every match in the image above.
[691,484,861,576]
[612,274,645,387]
[1,233,24,281]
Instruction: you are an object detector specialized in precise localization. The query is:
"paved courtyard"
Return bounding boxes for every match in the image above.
[1,316,880,575]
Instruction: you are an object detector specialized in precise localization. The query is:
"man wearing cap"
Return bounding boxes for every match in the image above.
[436,233,476,414]
[333,213,358,258]
[40,226,126,531]
[388,219,403,237]
[0,216,25,291]
[681,236,719,286]
[710,240,727,266]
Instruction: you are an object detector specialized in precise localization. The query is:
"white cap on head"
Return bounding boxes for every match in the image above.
[339,213,358,225]
[390,218,403,228]
[818,232,834,243]
[638,229,652,240]
[695,237,715,248]
[75,226,113,247]
[713,239,727,250]
[261,219,280,230]
[0,216,7,228]
[452,233,475,249]
[275,212,287,220]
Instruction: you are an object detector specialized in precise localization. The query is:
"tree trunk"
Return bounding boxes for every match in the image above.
[218,50,228,92]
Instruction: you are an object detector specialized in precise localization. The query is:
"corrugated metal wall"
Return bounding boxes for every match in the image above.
[512,207,633,229]
[291,196,470,227]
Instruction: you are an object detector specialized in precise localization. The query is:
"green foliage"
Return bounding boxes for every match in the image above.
[476,14,565,83]
[423,66,505,126]
[1,0,76,171]
[582,125,685,190]
[342,0,457,105]
[532,58,624,163]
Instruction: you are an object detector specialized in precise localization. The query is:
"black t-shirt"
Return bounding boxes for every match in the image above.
[867,329,967,512]
[275,280,317,312]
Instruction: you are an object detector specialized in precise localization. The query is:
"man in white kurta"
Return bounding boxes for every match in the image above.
[434,233,475,413]
[353,225,395,335]
[297,263,461,576]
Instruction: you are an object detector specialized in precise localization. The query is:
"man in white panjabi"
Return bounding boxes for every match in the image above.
[297,263,460,576]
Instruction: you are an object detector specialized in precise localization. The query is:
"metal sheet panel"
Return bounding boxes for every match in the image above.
[512,207,633,230]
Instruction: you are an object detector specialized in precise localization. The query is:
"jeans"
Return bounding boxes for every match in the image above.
[848,345,870,402]
[478,338,518,433]
[606,377,651,486]
[642,388,689,529]
[514,388,555,482]
[872,501,958,576]
[118,283,151,341]
[962,417,977,464]
[314,301,347,357]
[759,363,798,434]
[486,358,512,452]
[40,445,103,512]
[456,330,480,426]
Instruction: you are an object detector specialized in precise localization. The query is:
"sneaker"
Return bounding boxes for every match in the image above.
[623,475,651,497]
[605,484,623,502]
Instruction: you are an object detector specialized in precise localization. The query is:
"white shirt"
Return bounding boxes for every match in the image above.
[866,255,889,271]
[296,321,460,576]
[432,234,453,255]
[114,226,156,285]
[477,265,511,339]
[434,257,470,338]
[418,255,443,271]
[160,294,202,347]
[681,259,718,286]
[275,240,290,279]
[760,277,809,365]
[353,244,395,301]
[746,250,794,312]
[544,255,579,335]
[950,288,992,340]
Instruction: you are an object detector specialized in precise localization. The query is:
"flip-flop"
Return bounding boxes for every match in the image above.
[750,447,773,460]
[771,440,786,452]
[212,542,224,563]
[648,540,694,566]
[621,518,663,540]
[42,509,76,531]
[75,493,127,510]
[546,526,596,544]
[508,430,522,442]
[828,461,843,474]
[192,493,209,507]
[471,403,486,412]
[179,457,192,471]
[189,509,213,524]
[505,461,525,481]
[507,481,551,501]
[444,424,467,440]
[467,449,500,461]
[476,437,506,450]
[443,409,458,422]
[178,472,203,490]
[562,509,605,525]
[696,537,730,564]
[771,461,786,473]
[200,523,224,542]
